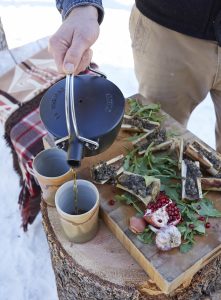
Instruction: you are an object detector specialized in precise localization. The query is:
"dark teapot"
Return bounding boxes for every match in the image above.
[40,69,125,167]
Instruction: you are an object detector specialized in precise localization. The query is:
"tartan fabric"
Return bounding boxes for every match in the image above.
[1,47,64,230]
[1,46,99,230]
[10,108,47,165]
[10,108,47,230]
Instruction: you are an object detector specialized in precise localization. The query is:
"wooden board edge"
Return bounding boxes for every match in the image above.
[100,208,171,294]
[167,244,221,293]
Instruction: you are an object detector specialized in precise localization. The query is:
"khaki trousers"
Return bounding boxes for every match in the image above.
[129,5,221,152]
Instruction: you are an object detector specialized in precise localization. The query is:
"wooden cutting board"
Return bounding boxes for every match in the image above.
[72,97,221,294]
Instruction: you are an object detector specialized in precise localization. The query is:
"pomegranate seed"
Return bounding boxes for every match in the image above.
[198,216,205,221]
[108,199,115,206]
[205,222,211,229]
[189,224,195,229]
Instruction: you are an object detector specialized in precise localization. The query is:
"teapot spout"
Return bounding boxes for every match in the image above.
[67,137,84,168]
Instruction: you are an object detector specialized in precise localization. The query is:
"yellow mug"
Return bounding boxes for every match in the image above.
[55,179,99,243]
[32,148,73,206]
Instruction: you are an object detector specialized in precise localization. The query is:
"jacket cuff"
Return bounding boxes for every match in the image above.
[60,1,104,24]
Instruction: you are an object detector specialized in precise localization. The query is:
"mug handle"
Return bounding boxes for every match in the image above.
[26,162,35,177]
[26,160,40,186]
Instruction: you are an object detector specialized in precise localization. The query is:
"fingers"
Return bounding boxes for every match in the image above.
[49,30,94,75]
[77,48,93,74]
[48,32,71,74]
[66,48,93,75]
[61,34,88,74]
[49,6,99,75]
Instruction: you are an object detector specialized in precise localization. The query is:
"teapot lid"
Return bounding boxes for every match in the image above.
[40,75,125,139]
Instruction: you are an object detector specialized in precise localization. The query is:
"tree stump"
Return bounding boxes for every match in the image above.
[41,201,221,300]
[0,18,8,51]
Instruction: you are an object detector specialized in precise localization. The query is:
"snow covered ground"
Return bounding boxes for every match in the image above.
[0,1,216,299]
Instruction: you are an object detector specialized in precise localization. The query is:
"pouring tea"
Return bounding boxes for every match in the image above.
[40,68,125,216]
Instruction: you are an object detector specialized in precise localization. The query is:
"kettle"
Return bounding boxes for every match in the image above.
[39,68,125,167]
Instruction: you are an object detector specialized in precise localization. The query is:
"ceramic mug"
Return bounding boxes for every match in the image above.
[55,179,99,243]
[32,148,73,206]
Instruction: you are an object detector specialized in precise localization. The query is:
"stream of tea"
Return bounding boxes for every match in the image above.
[71,168,78,215]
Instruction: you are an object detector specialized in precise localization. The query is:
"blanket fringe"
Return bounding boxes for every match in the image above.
[19,178,42,231]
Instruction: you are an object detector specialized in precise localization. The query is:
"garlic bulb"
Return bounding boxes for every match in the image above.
[155,225,181,251]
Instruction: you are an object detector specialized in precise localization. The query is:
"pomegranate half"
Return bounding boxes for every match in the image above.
[144,192,181,228]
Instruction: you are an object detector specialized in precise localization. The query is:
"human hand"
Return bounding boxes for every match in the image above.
[49,6,100,74]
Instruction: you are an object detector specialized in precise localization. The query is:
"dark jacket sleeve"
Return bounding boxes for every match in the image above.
[56,0,104,23]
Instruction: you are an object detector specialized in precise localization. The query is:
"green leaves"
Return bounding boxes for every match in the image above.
[175,197,221,253]
[191,199,221,218]
[123,147,179,181]
[127,98,164,122]
[137,227,154,244]
[126,133,146,142]
[114,98,221,253]
[161,183,181,202]
[115,193,143,215]
[194,222,206,234]
[180,242,194,253]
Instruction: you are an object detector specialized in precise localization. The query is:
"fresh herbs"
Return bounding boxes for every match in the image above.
[123,147,179,181]
[115,98,221,253]
[127,98,165,123]
[161,183,221,252]
[115,193,143,215]
[191,198,221,217]
[137,227,154,244]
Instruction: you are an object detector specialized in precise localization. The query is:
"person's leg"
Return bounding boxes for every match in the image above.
[129,5,218,127]
[210,46,221,153]
[210,89,221,153]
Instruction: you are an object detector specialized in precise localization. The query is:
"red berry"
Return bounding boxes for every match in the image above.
[205,222,211,229]
[108,199,115,206]
[198,216,205,222]
[189,224,195,229]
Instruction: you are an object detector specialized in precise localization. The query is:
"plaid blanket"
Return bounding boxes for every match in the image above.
[1,48,64,230]
[1,46,98,231]
[10,108,47,229]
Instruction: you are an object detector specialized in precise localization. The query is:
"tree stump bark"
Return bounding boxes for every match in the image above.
[41,201,221,300]
[0,18,8,51]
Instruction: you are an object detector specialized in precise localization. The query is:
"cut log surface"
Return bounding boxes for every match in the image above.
[41,201,221,300]
[41,95,221,300]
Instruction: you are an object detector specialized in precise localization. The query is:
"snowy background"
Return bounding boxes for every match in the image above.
[0,1,216,299]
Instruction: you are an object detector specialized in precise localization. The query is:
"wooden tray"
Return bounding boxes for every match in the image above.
[74,101,221,294]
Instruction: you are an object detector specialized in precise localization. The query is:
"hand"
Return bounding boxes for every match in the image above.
[49,6,100,74]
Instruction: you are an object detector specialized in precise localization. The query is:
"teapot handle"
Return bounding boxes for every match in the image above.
[65,75,99,151]
[87,65,107,78]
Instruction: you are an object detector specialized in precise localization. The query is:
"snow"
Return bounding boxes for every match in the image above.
[0,1,216,299]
